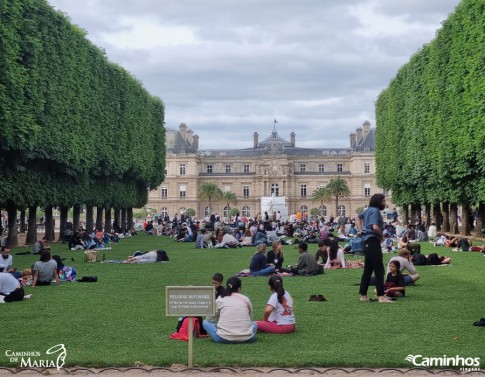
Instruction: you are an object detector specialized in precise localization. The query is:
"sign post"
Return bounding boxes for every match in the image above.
[166,286,215,367]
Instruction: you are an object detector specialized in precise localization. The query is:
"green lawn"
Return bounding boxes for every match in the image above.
[2,235,484,368]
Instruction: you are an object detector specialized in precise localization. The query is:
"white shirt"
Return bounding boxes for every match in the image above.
[215,293,254,341]
[0,272,20,294]
[0,254,13,272]
[267,291,295,325]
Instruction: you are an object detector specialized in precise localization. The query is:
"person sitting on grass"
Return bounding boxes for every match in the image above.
[240,229,253,246]
[33,237,49,255]
[0,272,32,303]
[289,242,322,275]
[387,248,420,285]
[32,250,61,287]
[266,241,285,272]
[82,232,97,250]
[378,260,405,298]
[249,244,275,276]
[454,237,471,251]
[256,275,295,334]
[214,229,240,248]
[0,246,23,279]
[202,276,257,343]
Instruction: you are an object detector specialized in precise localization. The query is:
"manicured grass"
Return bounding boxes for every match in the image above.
[2,235,484,368]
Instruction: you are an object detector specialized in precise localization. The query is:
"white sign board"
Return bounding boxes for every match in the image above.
[165,286,215,317]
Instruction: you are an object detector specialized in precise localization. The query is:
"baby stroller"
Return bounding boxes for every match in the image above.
[62,222,74,243]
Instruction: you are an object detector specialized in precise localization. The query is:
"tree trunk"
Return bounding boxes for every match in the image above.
[95,207,104,231]
[6,201,18,248]
[113,208,120,226]
[44,206,54,242]
[104,207,112,233]
[442,202,450,232]
[432,203,442,231]
[127,207,134,231]
[58,206,69,242]
[476,203,485,237]
[26,206,38,245]
[19,209,26,233]
[73,204,81,231]
[461,203,471,236]
[335,195,339,218]
[410,204,417,224]
[402,204,409,225]
[450,203,459,234]
[424,203,431,230]
[121,209,127,232]
[86,206,94,233]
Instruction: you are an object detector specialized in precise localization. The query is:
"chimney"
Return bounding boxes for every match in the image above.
[179,123,187,140]
[253,132,259,148]
[355,127,363,144]
[192,134,199,150]
[362,121,371,140]
[290,132,296,147]
[187,129,193,145]
[349,132,356,147]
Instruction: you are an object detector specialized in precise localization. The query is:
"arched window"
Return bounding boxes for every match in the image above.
[204,207,210,217]
[320,205,327,218]
[271,183,279,196]
[223,206,230,219]
[242,206,251,218]
[300,205,308,213]
[338,205,346,217]
[160,207,168,218]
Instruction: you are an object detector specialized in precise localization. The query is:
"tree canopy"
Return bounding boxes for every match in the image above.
[375,0,484,233]
[0,0,166,243]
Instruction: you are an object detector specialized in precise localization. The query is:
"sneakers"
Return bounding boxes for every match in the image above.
[23,294,33,300]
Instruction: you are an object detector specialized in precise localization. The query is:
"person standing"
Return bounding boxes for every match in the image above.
[356,193,393,303]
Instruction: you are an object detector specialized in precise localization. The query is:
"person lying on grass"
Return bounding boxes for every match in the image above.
[256,275,295,334]
[126,250,169,263]
[202,276,257,343]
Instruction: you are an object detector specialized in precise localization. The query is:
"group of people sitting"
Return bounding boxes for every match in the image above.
[199,273,296,343]
[0,247,69,303]
[68,229,118,251]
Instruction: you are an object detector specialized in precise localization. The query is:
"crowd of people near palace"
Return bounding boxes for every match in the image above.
[2,199,485,340]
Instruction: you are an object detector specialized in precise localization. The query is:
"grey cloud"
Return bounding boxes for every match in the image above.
[47,0,461,149]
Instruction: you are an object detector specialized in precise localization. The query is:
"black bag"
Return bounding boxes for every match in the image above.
[78,276,98,283]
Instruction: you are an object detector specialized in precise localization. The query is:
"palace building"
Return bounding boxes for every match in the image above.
[146,121,390,220]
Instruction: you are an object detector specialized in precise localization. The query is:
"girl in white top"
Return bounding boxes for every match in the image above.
[256,275,296,334]
[202,276,257,343]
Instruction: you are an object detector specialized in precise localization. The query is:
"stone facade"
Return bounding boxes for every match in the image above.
[146,121,391,220]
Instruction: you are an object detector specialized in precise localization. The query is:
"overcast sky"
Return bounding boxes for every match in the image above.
[47,0,461,150]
